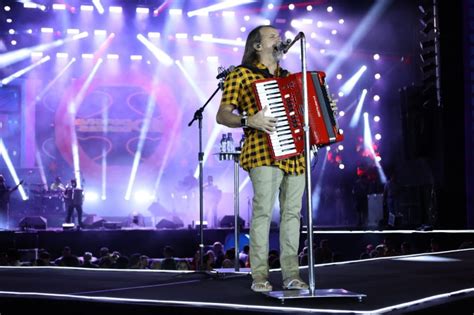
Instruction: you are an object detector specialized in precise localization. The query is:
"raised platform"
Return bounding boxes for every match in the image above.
[0,249,473,314]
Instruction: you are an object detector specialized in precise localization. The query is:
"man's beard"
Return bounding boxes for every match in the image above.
[272,47,283,61]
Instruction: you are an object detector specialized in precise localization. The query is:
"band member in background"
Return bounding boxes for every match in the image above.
[216,25,308,292]
[0,174,23,230]
[63,179,84,229]
[50,176,66,194]
[50,176,66,212]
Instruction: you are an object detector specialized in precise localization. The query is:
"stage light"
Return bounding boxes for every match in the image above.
[67,29,80,35]
[268,3,274,9]
[109,6,122,13]
[130,55,143,60]
[36,58,76,100]
[363,113,386,183]
[8,29,14,35]
[10,40,16,46]
[6,18,12,23]
[339,111,345,117]
[41,28,54,33]
[4,6,11,11]
[147,32,161,38]
[107,54,119,60]
[31,52,43,58]
[307,5,313,11]
[52,4,66,10]
[244,15,250,21]
[339,19,344,24]
[222,11,235,17]
[207,56,218,63]
[240,27,246,32]
[82,53,94,59]
[175,33,188,39]
[375,133,382,140]
[80,5,94,11]
[339,164,345,170]
[137,34,173,66]
[94,30,107,36]
[193,35,245,47]
[331,30,338,35]
[374,73,381,80]
[289,4,295,10]
[92,0,104,14]
[290,19,301,28]
[336,74,342,80]
[327,6,333,12]
[373,95,380,102]
[188,0,253,17]
[169,9,182,15]
[317,21,323,28]
[374,115,380,122]
[373,53,380,60]
[136,7,150,14]
[325,39,331,45]
[338,91,343,97]
[27,29,33,34]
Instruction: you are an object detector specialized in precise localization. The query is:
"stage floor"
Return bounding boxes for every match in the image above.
[0,249,473,314]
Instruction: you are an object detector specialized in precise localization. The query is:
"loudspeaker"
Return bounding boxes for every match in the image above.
[220,215,245,228]
[83,215,105,229]
[19,216,47,230]
[156,219,179,229]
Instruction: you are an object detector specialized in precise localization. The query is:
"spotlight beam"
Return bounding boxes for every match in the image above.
[325,0,393,78]
[36,58,76,100]
[187,0,256,17]
[0,32,88,68]
[363,113,387,183]
[137,34,173,66]
[0,139,28,200]
[349,89,368,128]
[1,55,51,85]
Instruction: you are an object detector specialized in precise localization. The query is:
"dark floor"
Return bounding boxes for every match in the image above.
[0,249,473,314]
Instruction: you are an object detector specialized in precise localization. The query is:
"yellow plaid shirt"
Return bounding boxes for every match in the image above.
[219,63,305,175]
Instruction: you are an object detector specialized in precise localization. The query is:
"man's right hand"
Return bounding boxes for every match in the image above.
[248,106,277,134]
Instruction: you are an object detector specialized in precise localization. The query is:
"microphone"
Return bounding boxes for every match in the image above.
[216,65,235,79]
[274,38,292,53]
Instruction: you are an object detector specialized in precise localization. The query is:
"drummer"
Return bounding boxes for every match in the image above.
[50,176,65,194]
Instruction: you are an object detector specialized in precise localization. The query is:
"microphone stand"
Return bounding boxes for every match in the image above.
[188,80,223,270]
[265,32,366,302]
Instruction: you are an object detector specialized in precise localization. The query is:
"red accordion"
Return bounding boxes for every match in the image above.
[252,71,344,160]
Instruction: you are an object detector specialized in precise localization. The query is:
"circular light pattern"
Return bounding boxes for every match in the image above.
[331,29,337,35]
[373,95,380,102]
[317,21,323,28]
[373,115,380,122]
[375,133,382,140]
[336,74,342,79]
[310,32,317,38]
[338,91,344,97]
[325,39,331,45]
[338,19,344,24]
[320,49,326,54]
[240,27,246,32]
[233,47,238,52]
[267,3,274,9]
[374,73,381,79]
[264,19,271,25]
[375,156,382,162]
[244,15,250,21]
[327,6,333,12]
[6,18,12,23]
[373,53,380,60]
[289,4,295,10]
[339,164,345,170]
[307,5,313,11]
[338,144,344,151]
[4,6,11,12]
[11,40,17,45]
[339,111,345,117]
[8,29,15,35]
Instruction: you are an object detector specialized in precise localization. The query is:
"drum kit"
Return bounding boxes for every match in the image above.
[26,183,65,213]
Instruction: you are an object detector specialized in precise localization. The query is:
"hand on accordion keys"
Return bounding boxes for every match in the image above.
[248,105,277,134]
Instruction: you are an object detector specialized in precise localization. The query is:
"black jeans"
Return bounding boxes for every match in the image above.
[66,204,83,227]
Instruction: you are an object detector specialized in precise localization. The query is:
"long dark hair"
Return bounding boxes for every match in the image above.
[241,25,275,65]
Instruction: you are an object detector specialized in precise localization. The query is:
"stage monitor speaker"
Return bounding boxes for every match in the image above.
[220,215,245,228]
[83,215,105,229]
[19,216,47,230]
[156,219,179,229]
